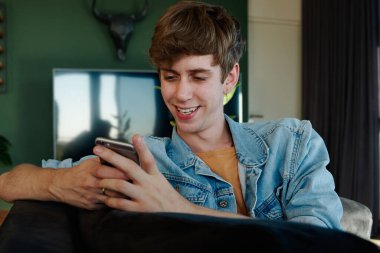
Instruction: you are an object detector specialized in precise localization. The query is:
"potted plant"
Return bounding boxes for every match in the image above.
[0,135,12,166]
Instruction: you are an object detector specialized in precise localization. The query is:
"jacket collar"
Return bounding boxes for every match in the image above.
[168,115,269,169]
[225,116,269,167]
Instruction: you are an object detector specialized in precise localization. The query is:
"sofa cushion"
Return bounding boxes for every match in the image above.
[0,200,379,253]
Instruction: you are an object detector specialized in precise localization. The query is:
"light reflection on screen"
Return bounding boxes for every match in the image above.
[54,73,91,142]
[98,74,157,140]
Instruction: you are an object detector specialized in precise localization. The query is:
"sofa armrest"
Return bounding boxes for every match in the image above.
[340,197,373,239]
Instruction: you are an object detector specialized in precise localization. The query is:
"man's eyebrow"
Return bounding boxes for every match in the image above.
[160,68,176,73]
[160,68,212,74]
[188,69,212,74]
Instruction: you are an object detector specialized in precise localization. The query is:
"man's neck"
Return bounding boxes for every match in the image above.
[177,120,234,153]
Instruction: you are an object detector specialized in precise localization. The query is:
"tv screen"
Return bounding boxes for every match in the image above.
[53,68,242,161]
[53,69,172,161]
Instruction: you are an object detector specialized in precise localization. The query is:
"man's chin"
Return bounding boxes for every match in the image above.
[175,122,199,135]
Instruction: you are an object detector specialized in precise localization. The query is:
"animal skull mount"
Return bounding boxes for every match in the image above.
[92,0,148,61]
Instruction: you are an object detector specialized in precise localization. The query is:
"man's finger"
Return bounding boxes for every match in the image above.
[132,134,158,175]
[99,178,140,200]
[95,164,128,180]
[93,145,144,181]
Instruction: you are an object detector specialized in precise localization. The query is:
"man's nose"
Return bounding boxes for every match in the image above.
[175,80,193,101]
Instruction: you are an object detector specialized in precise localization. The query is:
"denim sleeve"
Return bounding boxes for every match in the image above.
[41,155,98,168]
[284,121,343,230]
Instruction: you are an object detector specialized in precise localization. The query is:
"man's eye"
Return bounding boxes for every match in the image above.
[164,75,177,81]
[194,76,207,81]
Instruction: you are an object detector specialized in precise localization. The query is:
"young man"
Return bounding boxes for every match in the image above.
[0,1,342,228]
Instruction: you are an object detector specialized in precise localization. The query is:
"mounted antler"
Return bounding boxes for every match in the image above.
[92,0,148,61]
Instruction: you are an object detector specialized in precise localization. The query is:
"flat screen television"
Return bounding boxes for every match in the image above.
[53,68,242,161]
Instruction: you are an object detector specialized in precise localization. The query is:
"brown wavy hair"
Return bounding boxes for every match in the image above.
[149,1,245,82]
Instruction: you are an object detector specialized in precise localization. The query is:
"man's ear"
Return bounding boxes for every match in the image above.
[223,63,240,94]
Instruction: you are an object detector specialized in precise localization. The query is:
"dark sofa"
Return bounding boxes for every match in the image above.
[0,200,378,253]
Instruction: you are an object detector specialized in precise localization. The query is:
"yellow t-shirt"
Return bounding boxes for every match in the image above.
[196,147,248,215]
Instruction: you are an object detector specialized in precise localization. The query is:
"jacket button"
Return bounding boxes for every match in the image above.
[219,200,228,208]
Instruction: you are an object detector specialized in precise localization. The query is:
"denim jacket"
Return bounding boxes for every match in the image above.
[143,116,342,229]
[43,116,343,229]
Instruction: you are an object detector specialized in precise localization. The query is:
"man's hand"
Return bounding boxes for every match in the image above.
[48,158,126,210]
[0,157,128,210]
[93,135,194,213]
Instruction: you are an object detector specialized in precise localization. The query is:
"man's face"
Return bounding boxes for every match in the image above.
[159,54,229,138]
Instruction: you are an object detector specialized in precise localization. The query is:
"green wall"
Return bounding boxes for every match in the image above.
[0,0,248,170]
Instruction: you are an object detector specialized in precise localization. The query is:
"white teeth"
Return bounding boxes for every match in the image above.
[177,107,198,115]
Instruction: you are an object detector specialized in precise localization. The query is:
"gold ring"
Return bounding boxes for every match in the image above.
[101,188,106,195]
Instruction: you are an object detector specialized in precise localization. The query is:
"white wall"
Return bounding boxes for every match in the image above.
[248,0,301,122]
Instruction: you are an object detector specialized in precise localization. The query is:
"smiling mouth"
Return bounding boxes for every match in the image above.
[176,106,199,115]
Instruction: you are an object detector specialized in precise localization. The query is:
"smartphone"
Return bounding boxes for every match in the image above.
[95,137,140,165]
